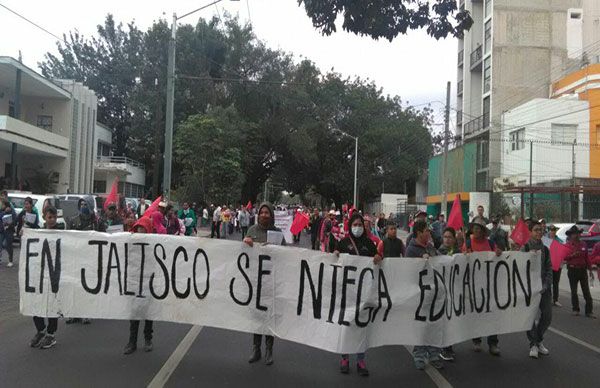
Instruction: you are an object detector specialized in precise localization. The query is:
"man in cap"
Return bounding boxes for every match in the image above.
[564,225,594,318]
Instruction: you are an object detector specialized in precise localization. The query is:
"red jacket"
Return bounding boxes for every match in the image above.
[565,241,591,269]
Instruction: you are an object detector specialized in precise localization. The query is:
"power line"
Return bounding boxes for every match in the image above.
[0,2,64,43]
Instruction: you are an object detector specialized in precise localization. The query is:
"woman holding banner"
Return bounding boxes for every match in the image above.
[333,212,382,377]
[243,202,285,366]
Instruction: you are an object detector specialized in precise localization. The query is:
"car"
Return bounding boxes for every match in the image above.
[554,221,600,254]
[6,192,65,229]
[56,194,99,224]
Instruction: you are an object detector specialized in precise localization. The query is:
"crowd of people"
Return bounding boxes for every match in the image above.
[2,192,598,377]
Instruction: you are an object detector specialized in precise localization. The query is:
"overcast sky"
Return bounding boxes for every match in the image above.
[1,0,457,123]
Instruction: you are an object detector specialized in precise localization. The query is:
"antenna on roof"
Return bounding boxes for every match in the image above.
[18,50,22,62]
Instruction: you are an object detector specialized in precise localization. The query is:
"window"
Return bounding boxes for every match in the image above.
[484,21,492,53]
[570,11,582,20]
[510,128,526,151]
[97,142,110,157]
[485,0,492,18]
[37,115,53,130]
[551,123,577,144]
[484,57,491,93]
[483,97,491,128]
[93,180,106,193]
[477,140,489,169]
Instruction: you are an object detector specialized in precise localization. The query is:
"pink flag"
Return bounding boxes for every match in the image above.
[447,194,464,230]
[103,177,119,211]
[510,219,530,247]
[550,240,572,271]
[141,195,163,219]
[290,212,310,235]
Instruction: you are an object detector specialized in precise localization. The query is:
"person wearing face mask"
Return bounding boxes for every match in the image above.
[333,212,382,377]
[243,202,285,366]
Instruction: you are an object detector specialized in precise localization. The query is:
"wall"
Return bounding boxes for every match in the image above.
[428,142,477,196]
[19,95,70,136]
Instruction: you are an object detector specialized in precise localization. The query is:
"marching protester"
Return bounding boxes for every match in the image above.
[430,213,446,249]
[202,206,209,227]
[0,201,17,267]
[320,210,336,252]
[29,206,61,349]
[405,219,443,370]
[547,225,563,306]
[167,205,185,235]
[463,219,503,355]
[377,220,405,258]
[221,205,231,239]
[66,198,103,324]
[178,202,197,236]
[238,205,250,239]
[137,197,148,218]
[471,205,489,224]
[521,220,553,358]
[437,226,460,362]
[124,216,155,354]
[152,202,167,234]
[123,212,136,232]
[489,216,509,251]
[211,205,221,239]
[243,202,285,366]
[309,208,322,250]
[333,212,382,376]
[17,197,40,239]
[363,215,381,246]
[101,203,123,231]
[406,210,427,246]
[564,225,595,318]
[376,213,386,236]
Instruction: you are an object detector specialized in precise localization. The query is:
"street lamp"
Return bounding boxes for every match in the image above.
[163,0,239,199]
[334,129,359,208]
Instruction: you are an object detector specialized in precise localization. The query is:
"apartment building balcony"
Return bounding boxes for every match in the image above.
[457,110,463,129]
[470,45,483,71]
[94,156,145,185]
[457,80,463,96]
[458,49,464,67]
[0,115,69,158]
[463,113,489,137]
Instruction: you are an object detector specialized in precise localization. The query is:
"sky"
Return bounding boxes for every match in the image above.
[0,0,457,123]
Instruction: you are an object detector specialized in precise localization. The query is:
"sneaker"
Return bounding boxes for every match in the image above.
[414,359,426,370]
[7,262,13,268]
[553,301,562,307]
[82,318,92,324]
[440,349,455,362]
[29,331,45,348]
[537,343,550,356]
[356,360,369,376]
[473,342,482,353]
[529,345,539,359]
[123,342,137,355]
[489,345,501,356]
[340,358,350,374]
[39,334,57,349]
[585,313,597,319]
[144,339,153,352]
[430,359,444,369]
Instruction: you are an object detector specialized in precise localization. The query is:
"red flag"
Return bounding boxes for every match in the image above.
[550,240,572,271]
[142,195,163,219]
[290,212,310,235]
[447,194,464,230]
[103,177,119,211]
[246,201,252,210]
[510,219,530,247]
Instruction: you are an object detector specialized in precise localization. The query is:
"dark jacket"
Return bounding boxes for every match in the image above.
[521,239,553,293]
[68,213,102,231]
[309,215,322,238]
[336,234,377,257]
[380,236,405,258]
[17,210,40,235]
[0,207,17,234]
[438,244,459,256]
[490,226,509,251]
[246,202,285,245]
[406,238,439,258]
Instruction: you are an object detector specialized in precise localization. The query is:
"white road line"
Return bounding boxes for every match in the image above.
[404,346,453,388]
[548,326,600,354]
[147,325,203,388]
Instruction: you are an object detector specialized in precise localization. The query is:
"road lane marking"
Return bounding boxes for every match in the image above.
[548,326,600,354]
[404,346,453,388]
[147,325,203,388]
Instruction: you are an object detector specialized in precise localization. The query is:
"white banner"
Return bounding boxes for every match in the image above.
[19,230,541,353]
[274,211,293,244]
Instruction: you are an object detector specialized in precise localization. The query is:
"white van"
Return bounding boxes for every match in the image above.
[6,192,66,229]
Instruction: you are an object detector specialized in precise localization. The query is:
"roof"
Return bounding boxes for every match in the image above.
[0,56,71,99]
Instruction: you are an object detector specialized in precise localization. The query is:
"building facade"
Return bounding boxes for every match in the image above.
[0,56,96,194]
[456,0,600,191]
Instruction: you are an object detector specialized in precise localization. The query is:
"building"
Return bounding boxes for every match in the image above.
[93,123,146,198]
[498,63,600,220]
[456,0,600,191]
[0,56,96,193]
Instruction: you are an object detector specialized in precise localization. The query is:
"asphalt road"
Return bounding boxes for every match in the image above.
[2,229,600,388]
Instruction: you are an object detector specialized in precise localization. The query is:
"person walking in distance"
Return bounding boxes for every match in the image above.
[243,202,285,366]
[521,220,553,359]
[178,202,197,236]
[547,225,564,307]
[0,201,17,268]
[564,225,595,318]
[471,205,489,224]
[212,206,222,239]
[29,206,61,349]
[238,206,250,239]
[124,216,155,354]
[309,208,322,250]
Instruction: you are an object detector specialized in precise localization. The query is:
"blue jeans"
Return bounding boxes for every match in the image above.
[413,346,441,362]
[0,232,14,262]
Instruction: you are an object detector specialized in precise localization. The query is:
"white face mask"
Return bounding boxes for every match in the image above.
[351,226,364,238]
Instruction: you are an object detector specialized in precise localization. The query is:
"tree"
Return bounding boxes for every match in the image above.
[299,0,473,41]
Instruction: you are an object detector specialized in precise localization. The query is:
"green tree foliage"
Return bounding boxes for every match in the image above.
[299,0,473,41]
[40,14,435,207]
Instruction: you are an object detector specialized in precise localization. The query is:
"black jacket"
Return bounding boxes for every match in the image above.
[336,234,377,257]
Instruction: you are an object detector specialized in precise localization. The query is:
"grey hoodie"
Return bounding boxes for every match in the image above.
[245,202,285,244]
[521,238,553,293]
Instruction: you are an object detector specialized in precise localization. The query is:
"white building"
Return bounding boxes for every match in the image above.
[93,123,146,198]
[0,56,96,193]
[456,0,600,191]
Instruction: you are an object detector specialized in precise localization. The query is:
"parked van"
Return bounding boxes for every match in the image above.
[6,192,65,229]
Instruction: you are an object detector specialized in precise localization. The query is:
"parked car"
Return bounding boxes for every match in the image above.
[56,194,99,223]
[6,192,65,229]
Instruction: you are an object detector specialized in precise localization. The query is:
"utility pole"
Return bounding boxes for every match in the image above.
[529,140,533,219]
[440,81,451,217]
[353,136,358,208]
[572,139,577,221]
[264,180,268,203]
[163,13,177,200]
